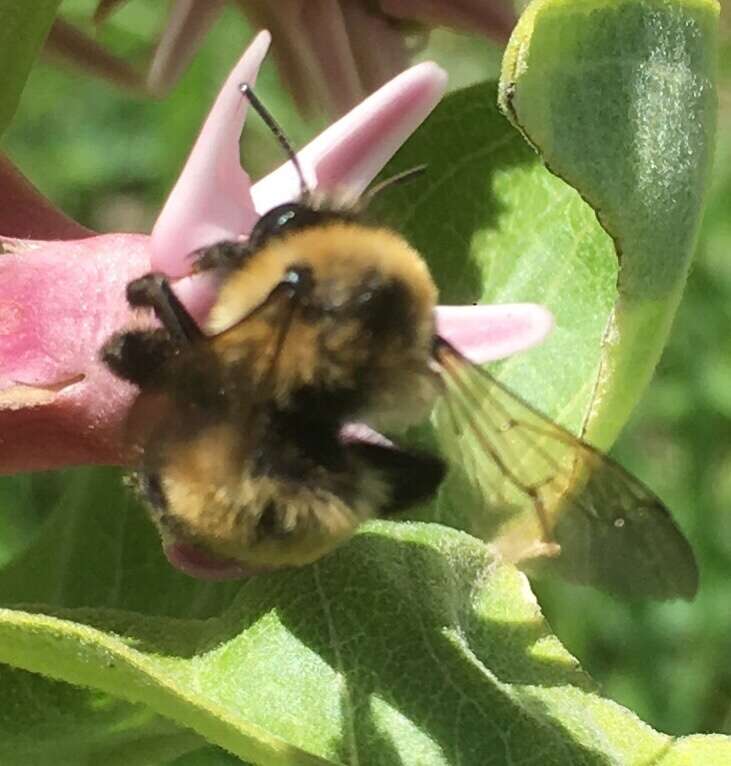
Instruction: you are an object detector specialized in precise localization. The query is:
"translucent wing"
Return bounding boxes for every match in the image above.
[432,338,698,601]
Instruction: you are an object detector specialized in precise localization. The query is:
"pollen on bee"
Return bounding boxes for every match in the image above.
[214,487,229,505]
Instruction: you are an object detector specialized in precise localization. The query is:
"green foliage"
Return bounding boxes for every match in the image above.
[539,126,731,737]
[0,2,60,139]
[0,0,728,762]
[500,0,719,447]
[371,83,618,436]
[1,482,730,765]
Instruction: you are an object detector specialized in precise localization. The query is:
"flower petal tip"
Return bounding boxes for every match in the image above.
[249,28,272,55]
[150,32,272,277]
[436,303,555,364]
[407,60,448,98]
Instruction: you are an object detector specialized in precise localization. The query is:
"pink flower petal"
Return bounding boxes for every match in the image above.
[150,31,271,277]
[252,61,447,211]
[0,235,150,473]
[167,270,222,325]
[436,304,554,364]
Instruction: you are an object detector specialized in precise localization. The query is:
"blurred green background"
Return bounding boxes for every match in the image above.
[0,0,729,742]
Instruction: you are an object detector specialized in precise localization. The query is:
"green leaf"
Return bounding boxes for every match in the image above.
[499,0,719,446]
[0,664,204,766]
[0,473,61,566]
[0,2,60,139]
[170,746,248,766]
[1,481,730,764]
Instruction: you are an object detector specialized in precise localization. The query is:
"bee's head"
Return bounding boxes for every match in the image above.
[246,201,356,252]
[202,85,436,425]
[245,161,426,252]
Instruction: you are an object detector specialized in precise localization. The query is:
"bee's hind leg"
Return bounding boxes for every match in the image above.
[348,442,446,514]
[126,272,203,344]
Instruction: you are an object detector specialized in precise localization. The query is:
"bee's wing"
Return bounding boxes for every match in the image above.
[432,338,698,601]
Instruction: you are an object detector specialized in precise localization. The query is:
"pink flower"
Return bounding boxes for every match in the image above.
[0,32,552,489]
[52,1,516,114]
[234,0,516,116]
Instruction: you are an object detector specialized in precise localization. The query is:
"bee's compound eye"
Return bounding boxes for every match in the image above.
[248,203,347,251]
[248,203,315,250]
[274,209,297,229]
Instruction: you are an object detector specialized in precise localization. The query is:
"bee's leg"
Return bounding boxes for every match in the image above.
[191,240,251,273]
[101,328,178,387]
[348,442,446,513]
[126,273,203,344]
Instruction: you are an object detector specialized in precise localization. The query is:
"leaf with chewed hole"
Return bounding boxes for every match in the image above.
[498,0,719,448]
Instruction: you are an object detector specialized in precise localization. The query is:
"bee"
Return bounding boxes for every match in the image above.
[102,85,698,599]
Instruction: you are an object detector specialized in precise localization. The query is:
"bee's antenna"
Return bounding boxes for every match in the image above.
[239,83,310,199]
[361,164,428,205]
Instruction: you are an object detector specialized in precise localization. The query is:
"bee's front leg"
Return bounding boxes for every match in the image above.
[101,328,178,388]
[126,273,203,345]
[190,240,252,273]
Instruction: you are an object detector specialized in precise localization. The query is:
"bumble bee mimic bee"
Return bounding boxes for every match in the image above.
[102,85,698,599]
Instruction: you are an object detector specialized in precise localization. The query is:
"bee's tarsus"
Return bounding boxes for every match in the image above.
[191,240,252,273]
[126,272,203,345]
[348,442,446,513]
